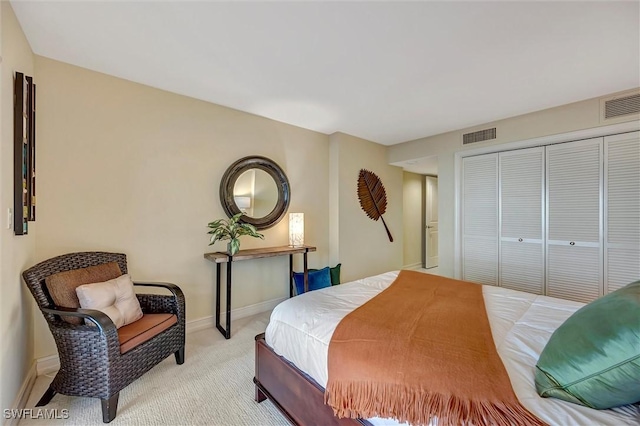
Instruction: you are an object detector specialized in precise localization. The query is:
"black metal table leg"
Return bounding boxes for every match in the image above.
[225,261,232,338]
[289,254,294,297]
[215,260,232,339]
[215,263,221,331]
[303,251,309,293]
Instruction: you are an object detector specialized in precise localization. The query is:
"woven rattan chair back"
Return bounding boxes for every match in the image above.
[23,252,127,321]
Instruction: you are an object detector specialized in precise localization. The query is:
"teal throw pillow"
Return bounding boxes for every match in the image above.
[309,263,341,286]
[535,280,640,409]
[293,267,331,295]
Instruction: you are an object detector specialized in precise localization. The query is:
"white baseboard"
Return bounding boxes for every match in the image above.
[234,296,286,319]
[36,355,60,376]
[186,296,285,334]
[5,362,37,425]
[402,262,422,270]
[34,297,286,376]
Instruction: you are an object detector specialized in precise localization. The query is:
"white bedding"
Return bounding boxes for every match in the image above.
[265,271,639,426]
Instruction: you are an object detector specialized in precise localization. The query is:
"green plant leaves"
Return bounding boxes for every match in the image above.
[228,238,241,255]
[207,213,264,254]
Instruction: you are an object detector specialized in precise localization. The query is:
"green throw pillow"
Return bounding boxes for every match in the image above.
[535,280,640,409]
[309,263,341,286]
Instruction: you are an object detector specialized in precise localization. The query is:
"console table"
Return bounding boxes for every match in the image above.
[204,245,317,339]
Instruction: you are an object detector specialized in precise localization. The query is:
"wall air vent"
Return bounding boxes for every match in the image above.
[601,91,640,123]
[462,128,497,145]
[604,93,640,119]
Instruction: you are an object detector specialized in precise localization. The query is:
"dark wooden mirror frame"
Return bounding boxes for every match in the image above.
[220,156,290,230]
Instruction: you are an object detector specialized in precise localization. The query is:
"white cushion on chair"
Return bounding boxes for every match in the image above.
[76,274,143,328]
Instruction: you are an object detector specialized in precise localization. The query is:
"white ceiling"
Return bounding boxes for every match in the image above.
[10,1,640,146]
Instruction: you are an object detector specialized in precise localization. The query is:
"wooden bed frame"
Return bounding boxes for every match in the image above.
[254,333,371,426]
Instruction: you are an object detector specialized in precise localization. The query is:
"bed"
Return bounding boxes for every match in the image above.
[254,271,639,425]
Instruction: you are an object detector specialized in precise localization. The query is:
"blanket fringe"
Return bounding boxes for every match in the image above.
[324,381,547,426]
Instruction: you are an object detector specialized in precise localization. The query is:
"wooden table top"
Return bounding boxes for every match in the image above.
[204,245,316,263]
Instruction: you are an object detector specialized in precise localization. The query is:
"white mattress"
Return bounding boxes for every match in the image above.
[265,271,639,426]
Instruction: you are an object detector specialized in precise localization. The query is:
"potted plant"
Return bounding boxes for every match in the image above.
[207,213,264,256]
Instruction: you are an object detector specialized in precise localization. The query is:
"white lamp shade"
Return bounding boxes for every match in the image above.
[289,213,304,247]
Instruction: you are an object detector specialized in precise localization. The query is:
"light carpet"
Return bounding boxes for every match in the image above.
[21,312,289,426]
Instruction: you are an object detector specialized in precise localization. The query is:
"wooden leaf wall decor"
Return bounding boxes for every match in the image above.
[357,169,394,242]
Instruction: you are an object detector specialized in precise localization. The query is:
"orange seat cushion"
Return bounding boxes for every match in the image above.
[117,313,178,354]
[45,262,123,325]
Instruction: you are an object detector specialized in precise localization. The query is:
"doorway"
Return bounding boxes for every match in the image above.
[424,176,438,269]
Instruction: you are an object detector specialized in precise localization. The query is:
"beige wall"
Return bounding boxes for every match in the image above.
[0,1,36,414]
[329,132,403,282]
[402,172,422,268]
[388,90,640,278]
[33,57,330,358]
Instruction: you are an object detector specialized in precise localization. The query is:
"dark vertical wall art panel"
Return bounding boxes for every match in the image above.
[14,72,36,235]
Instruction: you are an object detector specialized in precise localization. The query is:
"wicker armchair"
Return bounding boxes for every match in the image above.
[22,252,186,423]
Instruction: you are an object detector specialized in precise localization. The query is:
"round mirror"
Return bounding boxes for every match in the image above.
[220,156,290,229]
[232,169,279,219]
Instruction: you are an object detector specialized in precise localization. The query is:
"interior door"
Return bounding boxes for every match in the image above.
[425,176,439,268]
[462,154,498,286]
[604,131,640,293]
[546,138,603,303]
[499,147,545,294]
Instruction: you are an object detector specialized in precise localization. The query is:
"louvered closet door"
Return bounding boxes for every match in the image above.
[546,138,603,303]
[605,131,640,293]
[463,154,498,286]
[499,147,544,294]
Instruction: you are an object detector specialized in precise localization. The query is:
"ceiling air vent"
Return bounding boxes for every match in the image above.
[604,93,640,119]
[462,128,497,145]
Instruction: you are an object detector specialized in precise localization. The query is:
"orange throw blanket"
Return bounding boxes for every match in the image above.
[325,270,546,426]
